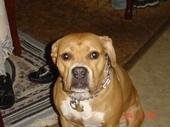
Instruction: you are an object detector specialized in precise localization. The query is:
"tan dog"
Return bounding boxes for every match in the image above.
[51,33,144,127]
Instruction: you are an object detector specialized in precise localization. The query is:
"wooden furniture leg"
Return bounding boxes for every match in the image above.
[5,0,21,56]
[0,113,4,127]
[125,0,133,19]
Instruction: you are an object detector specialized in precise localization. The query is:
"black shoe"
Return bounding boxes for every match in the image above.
[0,73,15,109]
[28,65,56,84]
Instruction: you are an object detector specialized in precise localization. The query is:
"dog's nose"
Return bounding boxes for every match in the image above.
[72,67,88,79]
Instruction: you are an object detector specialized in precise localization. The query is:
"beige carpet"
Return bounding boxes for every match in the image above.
[129,22,170,126]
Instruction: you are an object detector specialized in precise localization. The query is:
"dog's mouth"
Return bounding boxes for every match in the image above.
[67,66,91,101]
[70,66,89,92]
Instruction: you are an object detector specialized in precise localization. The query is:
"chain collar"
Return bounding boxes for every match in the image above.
[90,55,111,98]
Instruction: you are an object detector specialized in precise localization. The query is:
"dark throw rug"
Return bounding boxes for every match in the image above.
[16,0,170,66]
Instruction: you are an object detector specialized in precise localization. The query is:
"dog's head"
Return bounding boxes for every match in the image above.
[51,33,117,99]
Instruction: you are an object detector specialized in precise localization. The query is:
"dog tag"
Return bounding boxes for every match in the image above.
[70,99,84,112]
[75,103,84,112]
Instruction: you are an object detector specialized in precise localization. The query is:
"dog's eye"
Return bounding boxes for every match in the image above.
[61,53,72,61]
[89,51,99,60]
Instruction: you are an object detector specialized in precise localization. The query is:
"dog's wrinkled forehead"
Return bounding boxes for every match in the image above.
[58,33,104,50]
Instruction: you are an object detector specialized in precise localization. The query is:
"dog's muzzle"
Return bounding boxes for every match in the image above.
[71,66,89,90]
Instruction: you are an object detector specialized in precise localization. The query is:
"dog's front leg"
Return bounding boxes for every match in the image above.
[104,124,119,127]
[60,116,78,127]
[60,116,72,127]
[104,121,119,127]
[125,103,144,127]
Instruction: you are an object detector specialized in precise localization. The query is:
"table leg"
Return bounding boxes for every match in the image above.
[125,0,133,19]
[5,0,21,56]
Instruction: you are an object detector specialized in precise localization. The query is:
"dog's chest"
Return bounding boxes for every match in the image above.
[61,97,104,127]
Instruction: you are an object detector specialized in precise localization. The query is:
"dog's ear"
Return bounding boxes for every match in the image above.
[51,40,59,64]
[99,36,117,67]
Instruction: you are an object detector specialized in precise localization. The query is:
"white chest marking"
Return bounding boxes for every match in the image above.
[61,97,104,127]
